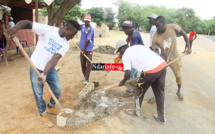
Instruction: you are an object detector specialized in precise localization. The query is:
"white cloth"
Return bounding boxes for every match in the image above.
[149,25,157,47]
[122,45,165,72]
[31,22,69,71]
[9,21,15,28]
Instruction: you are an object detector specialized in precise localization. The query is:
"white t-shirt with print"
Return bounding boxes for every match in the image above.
[122,45,165,72]
[31,22,69,71]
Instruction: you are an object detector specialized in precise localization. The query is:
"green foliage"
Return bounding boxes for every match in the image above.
[115,0,215,35]
[39,0,82,24]
[85,7,105,26]
[64,5,83,23]
[104,8,116,30]
[208,17,215,35]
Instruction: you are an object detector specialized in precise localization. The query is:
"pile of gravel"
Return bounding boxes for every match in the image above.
[67,90,125,128]
[93,45,116,55]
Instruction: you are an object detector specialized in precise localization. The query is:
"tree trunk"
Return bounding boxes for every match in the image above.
[47,0,81,27]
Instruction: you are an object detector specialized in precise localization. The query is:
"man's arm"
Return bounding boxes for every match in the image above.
[7,20,32,37]
[38,53,62,84]
[83,40,90,54]
[180,29,191,54]
[193,34,197,40]
[119,70,131,86]
[43,53,62,75]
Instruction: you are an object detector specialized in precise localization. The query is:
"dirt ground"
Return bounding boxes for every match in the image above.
[0,31,215,134]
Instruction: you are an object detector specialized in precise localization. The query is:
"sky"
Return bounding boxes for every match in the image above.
[81,0,215,20]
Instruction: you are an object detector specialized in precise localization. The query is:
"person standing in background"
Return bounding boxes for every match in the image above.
[79,14,94,85]
[121,20,144,97]
[147,14,157,50]
[182,27,197,53]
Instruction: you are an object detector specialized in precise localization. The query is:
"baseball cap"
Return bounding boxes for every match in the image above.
[147,14,157,19]
[122,20,134,28]
[10,17,13,20]
[84,14,91,22]
[115,40,128,53]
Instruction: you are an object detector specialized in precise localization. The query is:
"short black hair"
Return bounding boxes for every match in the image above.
[66,19,80,30]
[155,16,166,24]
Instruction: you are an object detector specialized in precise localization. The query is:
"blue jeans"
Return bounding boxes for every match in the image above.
[127,68,138,91]
[130,68,138,79]
[30,67,62,114]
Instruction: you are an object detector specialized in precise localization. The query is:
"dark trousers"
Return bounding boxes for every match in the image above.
[135,67,166,121]
[189,40,193,48]
[80,51,92,81]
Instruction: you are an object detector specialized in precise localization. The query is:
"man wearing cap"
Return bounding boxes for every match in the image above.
[152,16,191,101]
[79,14,94,84]
[115,40,167,124]
[120,20,144,97]
[147,14,157,50]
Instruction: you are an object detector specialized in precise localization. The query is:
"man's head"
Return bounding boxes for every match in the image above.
[191,27,195,31]
[84,14,91,27]
[115,40,129,56]
[147,14,157,25]
[63,19,80,40]
[155,16,166,34]
[122,21,134,35]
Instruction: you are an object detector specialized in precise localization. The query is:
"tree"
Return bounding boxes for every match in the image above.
[40,0,81,26]
[175,8,196,33]
[86,7,104,26]
[208,17,215,35]
[104,8,116,30]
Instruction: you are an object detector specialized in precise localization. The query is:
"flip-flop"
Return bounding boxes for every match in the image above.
[123,91,135,97]
[148,97,156,104]
[153,114,166,124]
[176,92,184,101]
[125,109,147,120]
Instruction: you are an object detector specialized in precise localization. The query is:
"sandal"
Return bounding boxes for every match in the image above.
[125,109,146,120]
[123,89,135,97]
[148,97,156,104]
[176,92,184,101]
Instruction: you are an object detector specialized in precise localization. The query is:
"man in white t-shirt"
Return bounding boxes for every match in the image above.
[115,40,167,124]
[8,20,80,128]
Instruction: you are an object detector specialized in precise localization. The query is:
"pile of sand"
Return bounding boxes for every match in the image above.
[93,45,116,55]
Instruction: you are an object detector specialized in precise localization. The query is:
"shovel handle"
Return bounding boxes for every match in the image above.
[13,37,64,112]
[104,53,187,90]
[166,53,187,66]
[71,40,92,63]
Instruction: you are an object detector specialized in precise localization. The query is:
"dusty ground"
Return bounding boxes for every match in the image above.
[0,31,215,134]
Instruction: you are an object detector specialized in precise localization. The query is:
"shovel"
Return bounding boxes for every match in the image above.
[71,40,92,63]
[13,37,64,113]
[103,53,187,90]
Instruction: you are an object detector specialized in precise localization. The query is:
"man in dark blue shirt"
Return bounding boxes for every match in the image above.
[122,21,144,46]
[121,20,144,97]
